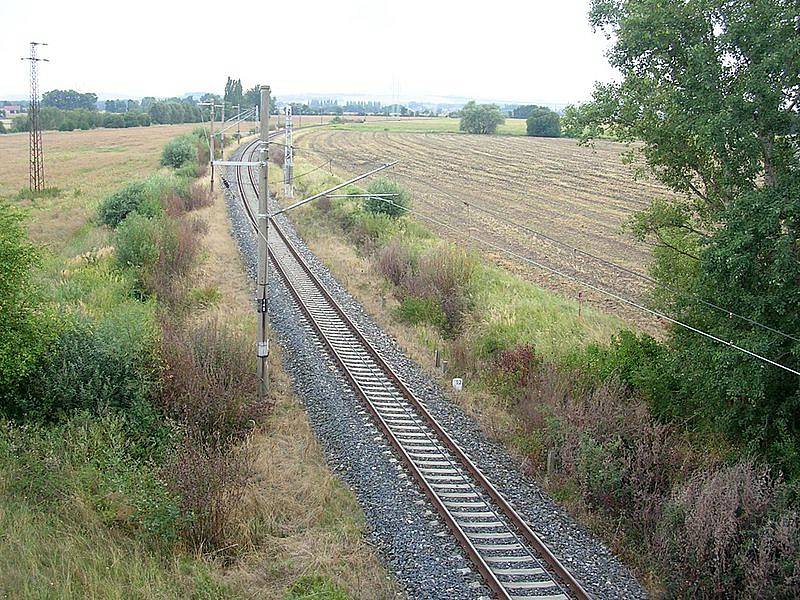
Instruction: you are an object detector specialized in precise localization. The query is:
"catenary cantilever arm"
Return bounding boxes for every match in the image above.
[271,161,398,216]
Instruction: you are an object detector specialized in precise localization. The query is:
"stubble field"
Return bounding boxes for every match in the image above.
[293,128,674,327]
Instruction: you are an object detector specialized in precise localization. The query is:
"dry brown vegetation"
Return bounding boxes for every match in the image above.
[190,182,401,598]
[0,123,398,598]
[0,124,199,246]
[294,128,676,328]
[287,208,800,596]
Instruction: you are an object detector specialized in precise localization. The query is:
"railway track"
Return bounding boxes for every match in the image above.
[230,138,591,600]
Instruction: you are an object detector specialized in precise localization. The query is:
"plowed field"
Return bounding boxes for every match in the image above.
[294,128,674,328]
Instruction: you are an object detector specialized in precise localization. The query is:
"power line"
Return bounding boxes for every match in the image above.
[370,195,800,377]
[296,144,799,344]
[386,171,800,344]
[290,141,800,357]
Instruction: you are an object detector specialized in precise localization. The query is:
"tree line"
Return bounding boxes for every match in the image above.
[458,101,566,137]
[6,101,206,133]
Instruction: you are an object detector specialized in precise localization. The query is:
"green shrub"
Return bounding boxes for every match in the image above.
[97,181,153,227]
[114,212,205,306]
[0,205,55,416]
[115,213,161,276]
[148,172,189,203]
[0,414,180,551]
[402,245,475,335]
[575,434,626,509]
[395,296,447,329]
[349,211,398,248]
[174,161,201,180]
[161,136,196,169]
[364,178,410,217]
[21,315,160,422]
[570,331,676,416]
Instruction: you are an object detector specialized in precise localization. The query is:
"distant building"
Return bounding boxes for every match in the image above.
[1,105,24,116]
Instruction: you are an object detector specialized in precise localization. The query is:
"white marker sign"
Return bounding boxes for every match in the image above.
[452,378,463,392]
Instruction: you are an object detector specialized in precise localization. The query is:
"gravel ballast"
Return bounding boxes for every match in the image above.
[224,146,647,599]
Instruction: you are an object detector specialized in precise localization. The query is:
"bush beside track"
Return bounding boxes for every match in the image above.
[282,153,800,598]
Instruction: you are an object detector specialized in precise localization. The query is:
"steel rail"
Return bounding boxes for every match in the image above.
[232,139,590,600]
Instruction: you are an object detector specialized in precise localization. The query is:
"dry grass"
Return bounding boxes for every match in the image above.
[192,182,401,598]
[224,378,401,599]
[0,124,399,596]
[294,128,675,329]
[0,124,199,247]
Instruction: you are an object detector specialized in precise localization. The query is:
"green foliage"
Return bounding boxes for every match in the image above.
[395,296,447,329]
[114,213,161,275]
[97,181,152,227]
[103,113,125,128]
[42,89,98,111]
[3,246,162,431]
[285,575,351,600]
[19,315,160,422]
[0,121,6,134]
[572,330,669,395]
[364,178,410,218]
[223,77,244,107]
[0,205,55,414]
[174,161,201,179]
[97,173,187,228]
[11,114,28,132]
[575,434,625,507]
[511,104,538,119]
[0,414,179,550]
[525,106,561,137]
[459,101,505,134]
[584,0,800,471]
[148,101,203,125]
[161,136,197,169]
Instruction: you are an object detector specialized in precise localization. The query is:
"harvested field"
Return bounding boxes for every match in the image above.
[293,128,675,328]
[325,116,529,135]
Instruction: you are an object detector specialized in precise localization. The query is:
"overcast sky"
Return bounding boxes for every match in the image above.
[0,0,616,104]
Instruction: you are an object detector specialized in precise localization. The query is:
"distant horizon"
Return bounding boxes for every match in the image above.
[1,89,573,112]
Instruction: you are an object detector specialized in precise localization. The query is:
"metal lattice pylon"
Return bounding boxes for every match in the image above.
[22,42,48,192]
[284,105,293,197]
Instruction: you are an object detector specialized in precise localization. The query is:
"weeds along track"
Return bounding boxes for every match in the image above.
[293,129,675,330]
[234,138,590,599]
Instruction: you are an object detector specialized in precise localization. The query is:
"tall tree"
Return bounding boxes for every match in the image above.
[512,104,538,119]
[42,89,98,111]
[459,101,505,134]
[585,0,800,469]
[525,106,560,137]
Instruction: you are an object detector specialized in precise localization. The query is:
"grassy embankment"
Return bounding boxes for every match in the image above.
[0,125,398,599]
[271,148,800,597]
